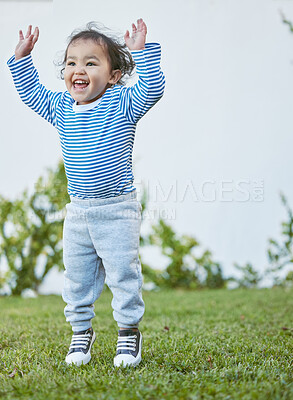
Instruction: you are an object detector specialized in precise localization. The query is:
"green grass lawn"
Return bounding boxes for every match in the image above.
[0,287,292,400]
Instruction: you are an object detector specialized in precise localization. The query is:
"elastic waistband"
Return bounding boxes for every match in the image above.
[70,190,137,207]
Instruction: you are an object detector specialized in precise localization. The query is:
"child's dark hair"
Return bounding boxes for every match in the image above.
[58,22,135,85]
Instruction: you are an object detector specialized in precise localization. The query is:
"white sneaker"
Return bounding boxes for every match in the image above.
[65,327,96,366]
[114,329,142,367]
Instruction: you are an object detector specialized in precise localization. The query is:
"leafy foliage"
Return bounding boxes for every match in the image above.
[266,192,293,286]
[280,10,293,32]
[141,218,225,290]
[230,262,262,288]
[0,161,69,294]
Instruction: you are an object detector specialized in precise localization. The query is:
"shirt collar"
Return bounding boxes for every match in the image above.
[72,96,103,113]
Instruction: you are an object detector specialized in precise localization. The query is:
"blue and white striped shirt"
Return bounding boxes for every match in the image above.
[7,43,165,198]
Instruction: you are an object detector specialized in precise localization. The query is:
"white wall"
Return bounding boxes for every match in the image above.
[1,0,293,293]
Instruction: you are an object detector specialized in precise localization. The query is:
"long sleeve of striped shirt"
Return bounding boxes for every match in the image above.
[119,43,165,123]
[7,54,63,127]
[7,43,165,198]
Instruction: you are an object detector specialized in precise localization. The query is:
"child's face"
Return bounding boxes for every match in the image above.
[64,39,120,105]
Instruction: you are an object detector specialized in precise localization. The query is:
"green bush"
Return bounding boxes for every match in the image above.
[0,161,69,294]
[266,192,293,286]
[141,218,226,290]
[229,262,262,288]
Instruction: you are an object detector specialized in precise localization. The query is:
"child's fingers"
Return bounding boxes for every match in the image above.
[137,18,144,28]
[124,30,130,40]
[25,25,32,38]
[132,23,137,33]
[19,30,24,41]
[141,21,147,34]
[136,18,147,34]
[142,20,147,33]
[32,26,39,45]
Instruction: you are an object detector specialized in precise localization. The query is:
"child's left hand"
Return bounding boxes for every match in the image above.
[124,18,147,51]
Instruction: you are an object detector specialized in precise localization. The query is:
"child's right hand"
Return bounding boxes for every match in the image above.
[15,25,39,61]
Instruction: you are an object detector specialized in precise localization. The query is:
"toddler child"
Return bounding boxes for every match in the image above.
[7,18,165,367]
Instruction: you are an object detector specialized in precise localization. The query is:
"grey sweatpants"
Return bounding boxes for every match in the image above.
[62,190,145,332]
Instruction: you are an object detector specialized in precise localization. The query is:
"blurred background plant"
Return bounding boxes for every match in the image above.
[229,263,263,289]
[0,161,69,295]
[140,217,225,290]
[265,192,293,288]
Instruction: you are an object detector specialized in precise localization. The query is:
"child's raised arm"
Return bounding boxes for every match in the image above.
[119,18,165,124]
[15,25,39,61]
[8,24,62,127]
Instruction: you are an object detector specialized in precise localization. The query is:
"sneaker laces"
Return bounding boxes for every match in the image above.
[117,334,137,352]
[69,331,92,350]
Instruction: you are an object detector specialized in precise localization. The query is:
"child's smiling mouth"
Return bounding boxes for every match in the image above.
[73,79,89,91]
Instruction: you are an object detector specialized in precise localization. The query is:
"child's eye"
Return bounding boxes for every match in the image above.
[66,62,75,66]
[86,62,95,66]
